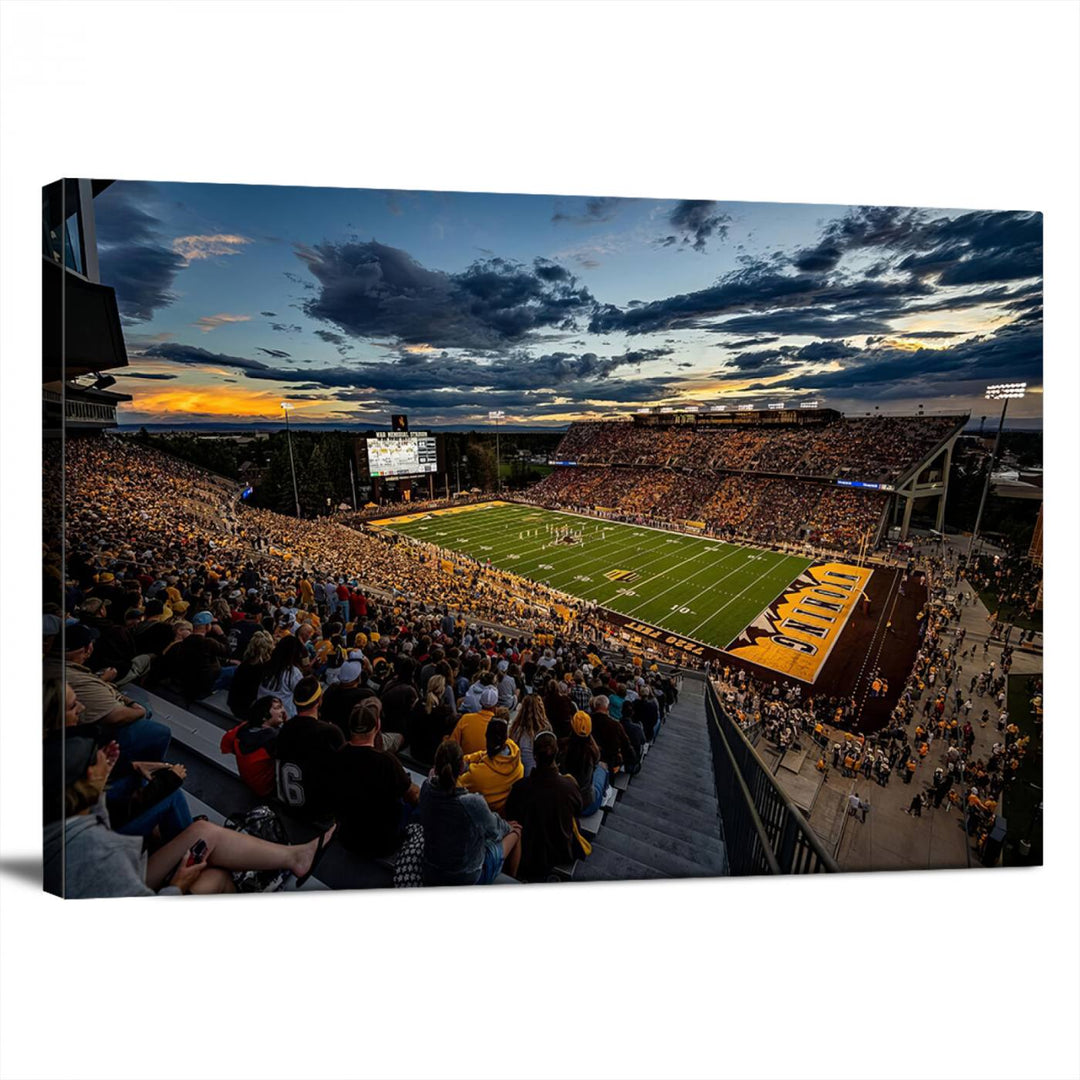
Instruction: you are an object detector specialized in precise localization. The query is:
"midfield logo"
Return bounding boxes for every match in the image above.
[605,569,639,582]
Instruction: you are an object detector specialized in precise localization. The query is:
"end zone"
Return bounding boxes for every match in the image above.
[724,561,874,683]
[367,500,510,529]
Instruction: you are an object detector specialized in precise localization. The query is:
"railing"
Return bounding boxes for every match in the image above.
[705,680,838,875]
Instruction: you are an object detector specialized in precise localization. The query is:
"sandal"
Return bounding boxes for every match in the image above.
[294,827,335,888]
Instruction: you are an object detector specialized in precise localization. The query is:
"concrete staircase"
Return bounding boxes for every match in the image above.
[574,678,727,882]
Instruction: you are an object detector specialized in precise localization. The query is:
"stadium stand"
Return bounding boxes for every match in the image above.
[554,414,964,483]
[44,437,727,896]
[529,413,966,553]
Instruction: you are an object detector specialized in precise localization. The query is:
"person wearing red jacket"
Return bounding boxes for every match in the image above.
[220,695,286,797]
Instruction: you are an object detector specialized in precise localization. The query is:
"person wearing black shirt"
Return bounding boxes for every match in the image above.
[589,695,637,774]
[321,660,377,737]
[133,600,176,657]
[504,730,585,881]
[171,611,229,701]
[379,657,419,736]
[331,696,419,858]
[227,629,274,721]
[407,674,457,767]
[273,677,344,825]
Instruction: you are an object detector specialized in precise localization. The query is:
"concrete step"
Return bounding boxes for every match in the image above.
[633,751,714,776]
[629,778,718,816]
[610,800,724,855]
[572,842,666,882]
[602,814,724,873]
[617,789,721,837]
[589,823,715,879]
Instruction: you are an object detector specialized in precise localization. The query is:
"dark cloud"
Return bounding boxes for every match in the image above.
[297,241,596,351]
[742,319,1042,396]
[95,187,187,323]
[314,328,351,355]
[792,205,1042,289]
[664,200,732,253]
[716,336,781,349]
[145,339,669,398]
[793,341,859,361]
[270,323,303,334]
[256,347,291,359]
[715,311,894,338]
[791,206,924,274]
[726,348,795,371]
[591,263,937,338]
[533,259,572,282]
[118,371,178,380]
[589,269,823,335]
[792,242,843,272]
[260,311,278,317]
[551,197,620,226]
[142,343,271,373]
[898,210,1042,286]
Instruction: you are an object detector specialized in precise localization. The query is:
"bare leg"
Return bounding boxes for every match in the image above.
[145,821,335,891]
[189,868,236,894]
[501,830,521,879]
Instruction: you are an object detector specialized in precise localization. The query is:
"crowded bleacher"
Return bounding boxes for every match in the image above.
[554,414,964,483]
[44,437,689,897]
[529,466,887,552]
[526,413,964,554]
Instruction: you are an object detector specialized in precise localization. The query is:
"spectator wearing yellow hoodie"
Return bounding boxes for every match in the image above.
[458,718,523,815]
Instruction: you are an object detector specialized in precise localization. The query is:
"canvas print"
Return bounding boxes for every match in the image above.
[42,181,1044,897]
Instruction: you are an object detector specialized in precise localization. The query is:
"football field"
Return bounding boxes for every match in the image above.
[372,501,815,655]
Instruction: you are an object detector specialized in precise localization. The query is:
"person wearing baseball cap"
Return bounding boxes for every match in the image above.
[169,610,228,702]
[449,684,499,755]
[330,697,417,858]
[321,659,376,739]
[273,675,344,824]
[564,710,610,816]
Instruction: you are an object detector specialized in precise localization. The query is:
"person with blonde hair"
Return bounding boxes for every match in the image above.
[509,693,552,776]
[227,629,274,720]
[407,673,456,766]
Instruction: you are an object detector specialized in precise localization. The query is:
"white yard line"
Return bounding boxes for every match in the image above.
[686,552,809,638]
[620,541,754,617]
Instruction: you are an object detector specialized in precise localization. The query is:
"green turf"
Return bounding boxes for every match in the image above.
[381,502,813,652]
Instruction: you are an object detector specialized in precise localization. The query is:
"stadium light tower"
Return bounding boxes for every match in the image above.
[488,410,505,493]
[280,402,302,518]
[966,382,1026,563]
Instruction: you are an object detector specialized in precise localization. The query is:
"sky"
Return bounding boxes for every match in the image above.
[91,181,1043,428]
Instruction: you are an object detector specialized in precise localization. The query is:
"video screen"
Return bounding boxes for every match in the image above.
[366,434,438,477]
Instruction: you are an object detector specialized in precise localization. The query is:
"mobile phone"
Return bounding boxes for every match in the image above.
[186,839,208,867]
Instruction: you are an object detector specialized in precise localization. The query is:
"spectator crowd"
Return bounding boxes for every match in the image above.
[44,436,686,897]
[554,414,964,483]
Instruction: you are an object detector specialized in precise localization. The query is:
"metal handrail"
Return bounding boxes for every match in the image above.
[705,680,838,874]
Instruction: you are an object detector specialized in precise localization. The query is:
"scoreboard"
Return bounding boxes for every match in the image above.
[365,431,439,477]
